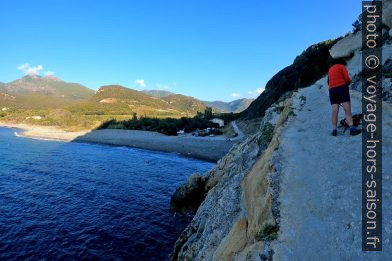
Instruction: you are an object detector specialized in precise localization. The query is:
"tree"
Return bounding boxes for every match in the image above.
[204,107,213,120]
[352,19,361,34]
[132,112,137,121]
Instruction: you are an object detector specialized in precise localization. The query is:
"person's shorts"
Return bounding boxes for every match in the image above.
[329,85,350,105]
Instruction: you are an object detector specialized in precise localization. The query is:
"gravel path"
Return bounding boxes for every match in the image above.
[231,120,245,140]
[272,83,392,260]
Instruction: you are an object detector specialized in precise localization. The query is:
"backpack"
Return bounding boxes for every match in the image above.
[340,113,362,132]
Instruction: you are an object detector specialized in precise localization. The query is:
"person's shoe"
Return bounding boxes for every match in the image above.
[332,129,337,136]
[350,126,361,136]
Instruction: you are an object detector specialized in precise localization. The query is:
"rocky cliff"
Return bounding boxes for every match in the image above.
[170,2,392,260]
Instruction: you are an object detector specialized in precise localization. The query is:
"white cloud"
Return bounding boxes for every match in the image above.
[135,79,146,87]
[231,92,241,98]
[247,87,265,98]
[17,63,43,75]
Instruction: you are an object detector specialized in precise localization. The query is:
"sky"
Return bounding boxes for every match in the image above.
[0,0,361,102]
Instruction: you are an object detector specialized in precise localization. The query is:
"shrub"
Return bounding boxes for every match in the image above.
[258,122,274,147]
[255,224,279,241]
[352,19,361,33]
[97,113,220,136]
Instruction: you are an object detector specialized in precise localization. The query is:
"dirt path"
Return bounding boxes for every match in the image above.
[231,120,245,140]
[272,82,392,259]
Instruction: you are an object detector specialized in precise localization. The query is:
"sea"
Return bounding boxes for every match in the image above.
[0,127,213,260]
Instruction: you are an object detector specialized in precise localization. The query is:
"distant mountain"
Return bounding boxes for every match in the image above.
[142,89,175,98]
[0,75,94,108]
[204,98,254,113]
[142,89,252,113]
[3,75,94,99]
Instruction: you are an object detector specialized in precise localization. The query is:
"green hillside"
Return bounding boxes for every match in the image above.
[204,98,253,113]
[161,94,207,116]
[85,85,183,116]
[142,89,175,98]
[0,78,234,131]
[0,75,94,108]
[0,92,16,107]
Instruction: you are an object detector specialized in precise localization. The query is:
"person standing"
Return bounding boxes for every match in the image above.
[327,59,361,136]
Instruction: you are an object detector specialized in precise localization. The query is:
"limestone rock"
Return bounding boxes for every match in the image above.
[329,32,361,58]
[383,0,392,28]
[170,99,293,260]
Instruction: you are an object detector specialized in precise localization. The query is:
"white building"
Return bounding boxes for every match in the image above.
[210,118,224,127]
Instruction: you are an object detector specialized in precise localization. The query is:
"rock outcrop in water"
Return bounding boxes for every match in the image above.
[171,2,392,260]
[170,173,207,213]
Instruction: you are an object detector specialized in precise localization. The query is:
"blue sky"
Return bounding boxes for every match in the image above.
[0,0,360,101]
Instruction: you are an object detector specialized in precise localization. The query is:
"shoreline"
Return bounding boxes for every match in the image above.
[0,122,237,162]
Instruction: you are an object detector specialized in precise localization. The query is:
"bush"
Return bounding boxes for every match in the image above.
[352,19,361,33]
[255,224,279,241]
[98,113,220,136]
[258,122,274,147]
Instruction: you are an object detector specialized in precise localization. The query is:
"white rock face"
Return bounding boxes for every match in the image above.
[383,0,392,28]
[330,0,392,59]
[329,32,362,59]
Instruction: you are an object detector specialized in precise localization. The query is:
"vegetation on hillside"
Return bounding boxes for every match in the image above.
[0,77,246,132]
[98,107,223,136]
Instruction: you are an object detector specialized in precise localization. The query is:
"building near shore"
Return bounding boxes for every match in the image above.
[210,118,224,127]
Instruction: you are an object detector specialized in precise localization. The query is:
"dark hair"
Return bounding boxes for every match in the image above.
[330,58,347,66]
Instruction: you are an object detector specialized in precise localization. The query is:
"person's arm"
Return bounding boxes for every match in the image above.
[342,66,351,85]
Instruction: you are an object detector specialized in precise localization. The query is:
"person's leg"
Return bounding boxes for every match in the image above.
[342,101,361,135]
[331,104,339,129]
[342,102,353,126]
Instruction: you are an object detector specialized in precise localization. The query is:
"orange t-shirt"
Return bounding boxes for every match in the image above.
[328,64,351,89]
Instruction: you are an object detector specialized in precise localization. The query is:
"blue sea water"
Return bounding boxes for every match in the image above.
[0,127,213,260]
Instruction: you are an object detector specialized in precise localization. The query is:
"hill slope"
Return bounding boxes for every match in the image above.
[142,89,175,98]
[0,75,94,108]
[204,98,253,113]
[3,75,93,99]
[70,85,199,117]
[161,94,207,115]
[142,89,252,113]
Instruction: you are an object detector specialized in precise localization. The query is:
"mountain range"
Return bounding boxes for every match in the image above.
[203,99,254,113]
[0,75,253,114]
